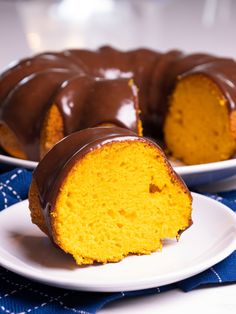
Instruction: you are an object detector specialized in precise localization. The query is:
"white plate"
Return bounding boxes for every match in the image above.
[0,153,37,169]
[0,193,235,292]
[1,152,236,186]
[173,158,236,186]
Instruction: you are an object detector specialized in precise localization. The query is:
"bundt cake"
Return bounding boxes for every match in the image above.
[1,46,236,164]
[29,127,192,265]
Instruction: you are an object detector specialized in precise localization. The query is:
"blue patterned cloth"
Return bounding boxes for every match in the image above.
[0,168,235,314]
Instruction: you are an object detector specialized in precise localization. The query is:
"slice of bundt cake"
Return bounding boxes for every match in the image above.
[164,60,236,164]
[29,127,192,265]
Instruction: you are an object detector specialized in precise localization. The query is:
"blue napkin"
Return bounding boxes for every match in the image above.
[0,168,235,314]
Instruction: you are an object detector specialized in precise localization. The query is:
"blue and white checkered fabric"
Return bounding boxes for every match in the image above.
[0,168,32,209]
[0,168,235,314]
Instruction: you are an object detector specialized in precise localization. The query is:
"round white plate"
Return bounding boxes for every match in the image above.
[1,152,236,186]
[0,153,37,169]
[173,158,236,186]
[0,193,235,292]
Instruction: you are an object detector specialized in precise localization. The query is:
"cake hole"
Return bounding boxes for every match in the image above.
[106,234,111,240]
[128,212,137,219]
[119,209,126,216]
[66,200,73,207]
[118,209,136,219]
[116,223,123,228]
[149,183,161,193]
[174,110,183,124]
[120,162,126,167]
[108,209,115,217]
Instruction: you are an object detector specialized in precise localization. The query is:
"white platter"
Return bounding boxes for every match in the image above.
[1,152,236,186]
[0,193,235,292]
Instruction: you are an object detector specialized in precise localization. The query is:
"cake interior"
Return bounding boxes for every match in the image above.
[40,104,64,159]
[48,140,192,265]
[164,74,236,165]
[0,122,27,159]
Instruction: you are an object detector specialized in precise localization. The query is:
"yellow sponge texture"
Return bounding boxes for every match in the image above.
[40,104,64,159]
[48,140,192,265]
[164,74,236,165]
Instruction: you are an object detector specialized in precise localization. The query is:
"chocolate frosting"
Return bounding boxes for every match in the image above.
[0,52,83,103]
[63,46,161,119]
[54,76,139,135]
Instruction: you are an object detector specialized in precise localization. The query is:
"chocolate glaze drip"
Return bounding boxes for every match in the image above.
[1,46,236,161]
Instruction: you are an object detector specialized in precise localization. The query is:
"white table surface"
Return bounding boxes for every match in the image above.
[0,0,236,312]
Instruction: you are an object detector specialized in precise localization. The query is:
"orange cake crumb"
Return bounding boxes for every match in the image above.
[164,74,236,165]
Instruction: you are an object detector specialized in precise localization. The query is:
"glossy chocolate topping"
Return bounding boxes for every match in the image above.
[63,46,160,118]
[0,52,83,103]
[53,75,139,135]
